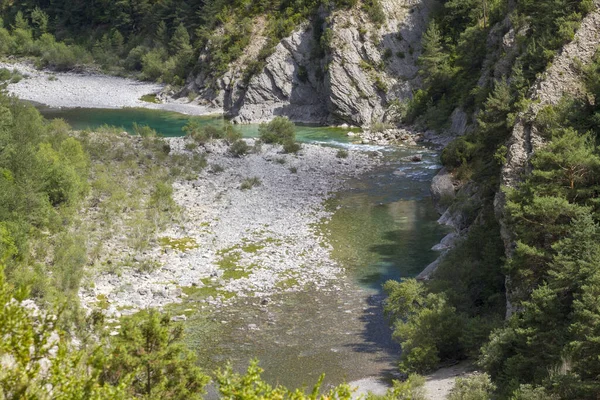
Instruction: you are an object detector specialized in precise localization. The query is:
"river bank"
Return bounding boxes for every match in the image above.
[79,137,382,316]
[0,61,222,115]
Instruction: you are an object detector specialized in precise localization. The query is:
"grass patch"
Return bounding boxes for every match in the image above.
[140,93,159,103]
[276,277,299,290]
[159,237,199,252]
[240,177,262,190]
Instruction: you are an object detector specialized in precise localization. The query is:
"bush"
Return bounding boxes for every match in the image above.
[149,181,176,212]
[229,140,249,157]
[362,0,386,26]
[240,177,261,190]
[141,48,168,81]
[336,149,349,158]
[448,373,495,400]
[441,137,477,169]
[384,279,466,373]
[184,121,224,144]
[282,140,301,154]
[258,116,296,144]
[132,122,157,137]
[223,121,242,144]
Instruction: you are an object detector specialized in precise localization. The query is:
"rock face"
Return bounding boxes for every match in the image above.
[430,168,455,214]
[185,0,433,126]
[495,2,600,318]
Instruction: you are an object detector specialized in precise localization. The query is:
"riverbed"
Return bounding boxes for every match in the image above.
[39,107,448,392]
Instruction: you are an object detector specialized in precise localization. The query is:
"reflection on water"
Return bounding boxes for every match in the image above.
[326,148,449,290]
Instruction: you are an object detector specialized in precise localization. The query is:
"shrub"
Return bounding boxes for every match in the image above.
[258,116,296,144]
[282,140,301,154]
[229,140,249,157]
[223,121,242,144]
[441,137,477,169]
[448,373,495,400]
[211,164,224,173]
[369,374,427,400]
[336,149,349,158]
[509,385,559,400]
[362,0,386,26]
[132,122,157,137]
[240,177,261,190]
[184,121,224,144]
[141,48,168,81]
[148,181,176,212]
[384,279,466,374]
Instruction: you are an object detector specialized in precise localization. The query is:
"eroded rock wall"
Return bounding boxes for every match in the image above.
[185,0,434,126]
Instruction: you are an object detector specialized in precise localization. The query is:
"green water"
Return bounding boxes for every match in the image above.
[39,107,356,144]
[39,106,449,390]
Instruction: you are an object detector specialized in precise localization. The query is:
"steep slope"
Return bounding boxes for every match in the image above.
[185,0,434,126]
[495,1,600,317]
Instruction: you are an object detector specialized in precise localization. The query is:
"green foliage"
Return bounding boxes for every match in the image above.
[448,374,496,400]
[240,177,262,190]
[448,373,495,400]
[104,309,209,399]
[0,266,130,399]
[229,139,249,157]
[336,149,349,158]
[366,374,427,400]
[384,279,466,373]
[362,0,386,26]
[258,116,296,144]
[215,359,353,400]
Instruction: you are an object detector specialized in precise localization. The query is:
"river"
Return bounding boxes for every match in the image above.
[40,106,449,392]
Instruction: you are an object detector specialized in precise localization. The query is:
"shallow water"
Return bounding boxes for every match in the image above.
[39,106,356,144]
[41,107,448,391]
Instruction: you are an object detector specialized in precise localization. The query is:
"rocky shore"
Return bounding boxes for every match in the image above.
[79,138,381,318]
[355,126,457,149]
[0,61,221,115]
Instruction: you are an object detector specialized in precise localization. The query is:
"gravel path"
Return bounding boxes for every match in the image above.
[0,62,221,115]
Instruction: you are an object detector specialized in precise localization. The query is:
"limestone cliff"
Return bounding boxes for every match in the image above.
[494,2,600,317]
[184,0,434,126]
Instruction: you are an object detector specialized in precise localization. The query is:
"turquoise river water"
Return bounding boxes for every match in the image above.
[40,107,449,391]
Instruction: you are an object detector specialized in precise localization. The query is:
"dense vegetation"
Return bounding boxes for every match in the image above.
[383,0,600,399]
[0,0,376,87]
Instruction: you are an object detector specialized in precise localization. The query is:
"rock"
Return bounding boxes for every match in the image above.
[431,232,460,251]
[430,168,455,214]
[171,314,187,322]
[185,0,433,126]
[347,131,356,137]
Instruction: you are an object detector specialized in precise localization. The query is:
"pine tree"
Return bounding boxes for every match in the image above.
[418,22,450,88]
[104,309,209,399]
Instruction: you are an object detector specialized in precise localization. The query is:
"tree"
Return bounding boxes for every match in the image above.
[0,266,129,399]
[418,22,451,89]
[104,309,209,399]
[30,7,49,38]
[170,23,192,56]
[383,279,465,373]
